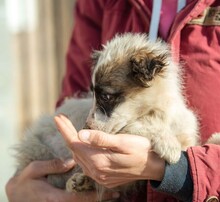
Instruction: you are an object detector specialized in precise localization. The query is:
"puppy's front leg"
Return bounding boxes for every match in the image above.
[122,120,182,164]
[66,173,95,192]
[151,131,181,164]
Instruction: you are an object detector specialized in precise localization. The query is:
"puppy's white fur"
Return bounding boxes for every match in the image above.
[207,133,220,145]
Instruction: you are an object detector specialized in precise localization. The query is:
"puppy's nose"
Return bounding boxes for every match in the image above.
[90,112,95,119]
[83,123,91,129]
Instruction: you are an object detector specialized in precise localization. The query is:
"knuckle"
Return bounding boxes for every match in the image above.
[92,133,108,147]
[99,174,107,182]
[96,173,107,184]
[94,163,103,172]
[93,159,108,171]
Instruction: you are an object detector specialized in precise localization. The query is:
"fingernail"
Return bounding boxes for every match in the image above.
[79,130,90,143]
[54,116,60,123]
[112,192,120,199]
[54,116,61,129]
[64,159,75,167]
[59,114,66,119]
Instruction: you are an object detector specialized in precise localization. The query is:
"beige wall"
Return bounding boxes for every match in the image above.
[11,0,75,136]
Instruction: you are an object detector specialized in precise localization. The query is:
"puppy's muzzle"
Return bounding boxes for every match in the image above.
[83,123,91,129]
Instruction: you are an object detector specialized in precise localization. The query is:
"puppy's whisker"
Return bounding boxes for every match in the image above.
[97,104,108,121]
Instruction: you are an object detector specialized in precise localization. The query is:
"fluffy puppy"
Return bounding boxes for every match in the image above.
[87,33,199,164]
[13,33,199,200]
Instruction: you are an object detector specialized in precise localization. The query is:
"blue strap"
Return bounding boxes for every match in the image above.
[148,0,186,41]
[177,0,186,12]
[148,0,162,42]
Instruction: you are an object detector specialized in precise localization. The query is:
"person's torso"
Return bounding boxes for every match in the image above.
[100,0,220,145]
[96,0,220,201]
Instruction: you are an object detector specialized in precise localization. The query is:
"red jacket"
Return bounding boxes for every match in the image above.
[58,0,220,201]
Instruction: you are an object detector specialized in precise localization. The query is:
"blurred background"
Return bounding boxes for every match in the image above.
[0,0,75,201]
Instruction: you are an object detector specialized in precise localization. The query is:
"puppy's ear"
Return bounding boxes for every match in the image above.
[130,51,168,87]
[91,50,101,66]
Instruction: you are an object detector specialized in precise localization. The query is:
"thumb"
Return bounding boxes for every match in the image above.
[22,159,76,179]
[78,130,120,150]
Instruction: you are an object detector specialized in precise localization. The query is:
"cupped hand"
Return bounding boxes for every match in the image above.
[54,114,165,189]
[6,158,119,202]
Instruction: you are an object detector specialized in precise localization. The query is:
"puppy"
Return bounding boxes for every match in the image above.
[13,33,199,200]
[87,33,199,163]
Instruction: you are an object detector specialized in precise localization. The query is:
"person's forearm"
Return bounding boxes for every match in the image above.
[150,152,193,202]
[142,150,166,181]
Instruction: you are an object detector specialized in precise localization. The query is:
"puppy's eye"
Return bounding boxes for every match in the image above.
[100,93,112,102]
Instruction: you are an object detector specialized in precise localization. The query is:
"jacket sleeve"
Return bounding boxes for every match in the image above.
[56,0,104,107]
[150,144,220,202]
[150,152,193,202]
[187,144,220,202]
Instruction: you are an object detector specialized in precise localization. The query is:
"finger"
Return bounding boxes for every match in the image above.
[54,114,78,136]
[78,130,122,151]
[59,114,77,133]
[54,115,80,147]
[21,159,76,179]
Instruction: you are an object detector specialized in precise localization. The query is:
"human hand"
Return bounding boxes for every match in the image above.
[6,159,119,202]
[54,114,165,189]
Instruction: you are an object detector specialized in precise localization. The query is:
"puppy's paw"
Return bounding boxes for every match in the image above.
[152,136,181,164]
[206,132,220,145]
[66,173,95,192]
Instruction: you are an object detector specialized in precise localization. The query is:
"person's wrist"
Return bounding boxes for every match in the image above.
[144,151,165,181]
